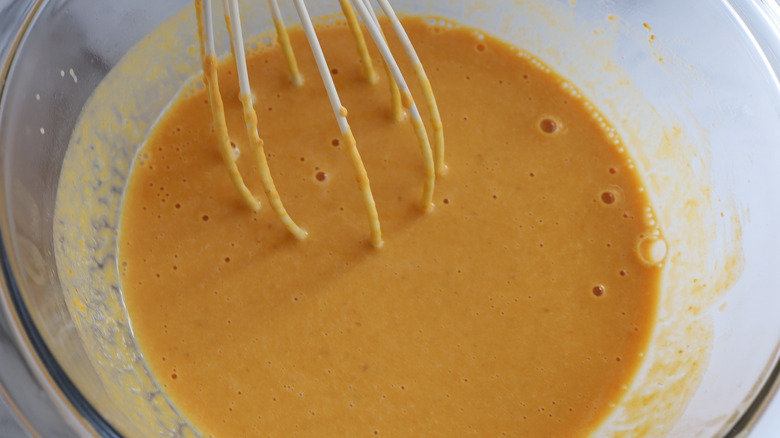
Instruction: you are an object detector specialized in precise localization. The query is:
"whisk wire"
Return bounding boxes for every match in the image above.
[352,0,435,210]
[357,0,404,121]
[196,0,260,212]
[373,0,446,174]
[292,0,384,247]
[269,0,304,86]
[338,0,379,83]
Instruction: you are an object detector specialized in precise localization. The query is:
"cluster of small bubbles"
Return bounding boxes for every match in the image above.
[154,186,173,205]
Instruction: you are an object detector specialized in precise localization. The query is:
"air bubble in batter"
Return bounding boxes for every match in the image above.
[230,140,241,160]
[637,234,667,266]
[539,118,559,134]
[599,185,624,206]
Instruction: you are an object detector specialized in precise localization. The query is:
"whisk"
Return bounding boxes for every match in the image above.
[194,0,444,248]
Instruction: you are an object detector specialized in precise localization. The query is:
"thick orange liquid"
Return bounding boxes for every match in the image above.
[119,18,660,437]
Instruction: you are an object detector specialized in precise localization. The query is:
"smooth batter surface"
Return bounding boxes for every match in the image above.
[119,18,661,437]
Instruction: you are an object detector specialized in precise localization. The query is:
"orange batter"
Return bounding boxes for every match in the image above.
[119,18,661,437]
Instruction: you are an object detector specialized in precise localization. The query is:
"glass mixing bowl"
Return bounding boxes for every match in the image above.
[1,0,779,436]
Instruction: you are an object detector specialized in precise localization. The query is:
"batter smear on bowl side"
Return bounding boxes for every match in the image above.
[119,16,664,437]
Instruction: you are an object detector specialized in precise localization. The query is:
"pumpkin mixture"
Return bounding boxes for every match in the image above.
[119,17,662,437]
